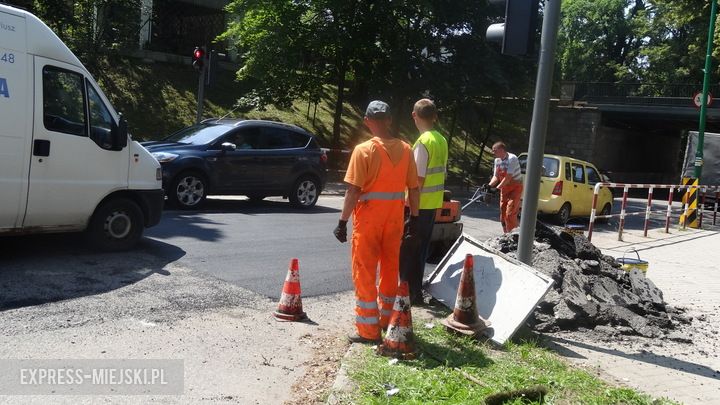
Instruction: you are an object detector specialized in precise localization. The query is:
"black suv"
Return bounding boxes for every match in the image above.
[142,119,327,209]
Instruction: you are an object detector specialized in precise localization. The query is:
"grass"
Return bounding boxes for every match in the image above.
[346,323,678,405]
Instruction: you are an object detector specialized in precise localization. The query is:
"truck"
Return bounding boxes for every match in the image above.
[0,4,164,251]
[682,131,720,187]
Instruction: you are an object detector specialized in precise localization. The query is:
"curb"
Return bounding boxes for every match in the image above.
[325,343,362,405]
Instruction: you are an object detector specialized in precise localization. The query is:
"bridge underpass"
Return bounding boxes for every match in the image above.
[544,82,720,185]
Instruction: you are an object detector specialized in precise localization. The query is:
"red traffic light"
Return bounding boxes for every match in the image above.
[192,46,205,70]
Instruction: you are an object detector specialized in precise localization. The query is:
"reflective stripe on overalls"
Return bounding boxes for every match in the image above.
[414,130,448,210]
[351,138,412,339]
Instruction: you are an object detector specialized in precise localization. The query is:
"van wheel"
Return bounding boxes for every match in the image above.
[598,203,612,223]
[555,203,571,225]
[87,198,144,251]
[289,176,319,208]
[169,171,207,209]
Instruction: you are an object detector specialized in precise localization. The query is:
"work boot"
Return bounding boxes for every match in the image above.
[347,333,381,344]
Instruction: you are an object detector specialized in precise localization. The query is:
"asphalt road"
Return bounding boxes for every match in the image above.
[0,191,502,304]
[145,196,353,299]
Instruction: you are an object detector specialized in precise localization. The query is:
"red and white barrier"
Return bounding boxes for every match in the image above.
[587,182,720,241]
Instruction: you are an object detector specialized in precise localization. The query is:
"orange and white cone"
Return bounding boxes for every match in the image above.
[377,281,416,360]
[273,258,307,321]
[441,254,491,336]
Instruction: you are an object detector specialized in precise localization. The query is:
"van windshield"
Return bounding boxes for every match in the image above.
[164,124,233,145]
[518,155,560,178]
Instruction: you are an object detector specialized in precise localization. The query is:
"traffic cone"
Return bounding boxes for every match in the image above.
[377,281,416,360]
[441,254,491,336]
[273,258,307,321]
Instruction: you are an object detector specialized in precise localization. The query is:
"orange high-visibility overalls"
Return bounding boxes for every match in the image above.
[497,168,523,233]
[351,140,412,340]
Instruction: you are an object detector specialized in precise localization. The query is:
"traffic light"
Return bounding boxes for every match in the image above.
[192,46,206,70]
[486,0,540,56]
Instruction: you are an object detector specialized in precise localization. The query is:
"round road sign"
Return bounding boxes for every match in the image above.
[693,91,713,108]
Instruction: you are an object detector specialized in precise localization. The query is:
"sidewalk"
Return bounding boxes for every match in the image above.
[548,225,720,404]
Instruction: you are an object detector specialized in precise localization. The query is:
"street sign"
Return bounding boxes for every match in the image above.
[693,91,713,108]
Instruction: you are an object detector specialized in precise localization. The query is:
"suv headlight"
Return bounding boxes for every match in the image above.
[151,152,179,163]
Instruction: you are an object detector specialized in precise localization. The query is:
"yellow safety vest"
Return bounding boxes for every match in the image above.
[414,130,448,209]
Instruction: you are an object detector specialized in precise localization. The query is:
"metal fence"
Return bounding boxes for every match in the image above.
[562,82,720,107]
[587,182,720,241]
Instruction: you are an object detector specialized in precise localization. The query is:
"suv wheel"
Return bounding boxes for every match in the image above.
[289,176,319,208]
[169,171,207,209]
[86,198,144,251]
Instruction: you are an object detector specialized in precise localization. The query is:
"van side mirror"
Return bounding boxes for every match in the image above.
[111,114,128,150]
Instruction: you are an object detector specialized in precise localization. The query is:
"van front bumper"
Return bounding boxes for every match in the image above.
[135,189,165,227]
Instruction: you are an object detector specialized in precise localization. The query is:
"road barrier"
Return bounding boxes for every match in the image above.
[587,182,720,242]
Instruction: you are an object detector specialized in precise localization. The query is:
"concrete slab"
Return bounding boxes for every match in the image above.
[426,234,553,345]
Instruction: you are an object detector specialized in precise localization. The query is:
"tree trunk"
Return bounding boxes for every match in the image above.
[331,62,347,147]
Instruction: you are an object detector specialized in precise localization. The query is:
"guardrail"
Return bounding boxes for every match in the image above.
[587,182,720,241]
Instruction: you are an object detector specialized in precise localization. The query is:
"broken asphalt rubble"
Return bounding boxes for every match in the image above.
[485,222,692,340]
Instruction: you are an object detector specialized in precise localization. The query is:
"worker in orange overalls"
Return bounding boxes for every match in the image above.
[488,141,523,233]
[334,100,420,343]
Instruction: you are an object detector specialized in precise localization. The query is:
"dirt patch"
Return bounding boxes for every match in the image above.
[285,331,350,405]
[485,222,688,339]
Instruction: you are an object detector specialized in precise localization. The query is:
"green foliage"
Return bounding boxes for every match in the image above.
[559,0,645,82]
[4,0,143,68]
[348,323,679,404]
[559,0,720,84]
[221,0,537,145]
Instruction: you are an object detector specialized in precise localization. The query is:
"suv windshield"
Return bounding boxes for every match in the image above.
[518,155,560,178]
[164,123,233,145]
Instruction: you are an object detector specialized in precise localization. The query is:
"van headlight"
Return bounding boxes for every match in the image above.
[151,152,178,163]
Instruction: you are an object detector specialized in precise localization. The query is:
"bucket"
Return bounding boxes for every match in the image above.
[617,250,649,273]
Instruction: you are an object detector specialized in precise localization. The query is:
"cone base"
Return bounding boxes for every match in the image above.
[441,314,491,336]
[273,310,307,322]
[376,344,416,360]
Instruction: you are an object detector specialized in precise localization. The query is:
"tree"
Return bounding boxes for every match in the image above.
[22,0,142,72]
[635,0,720,84]
[558,0,646,82]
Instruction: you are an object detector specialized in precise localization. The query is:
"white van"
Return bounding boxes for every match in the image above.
[0,5,163,251]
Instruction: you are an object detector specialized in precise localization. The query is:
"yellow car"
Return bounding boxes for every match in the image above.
[517,154,613,224]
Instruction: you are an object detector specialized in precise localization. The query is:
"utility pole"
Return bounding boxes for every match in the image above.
[196,63,206,124]
[696,0,718,180]
[192,46,207,124]
[516,0,563,265]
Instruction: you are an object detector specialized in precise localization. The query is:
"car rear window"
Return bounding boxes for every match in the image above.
[518,155,560,178]
[258,127,310,149]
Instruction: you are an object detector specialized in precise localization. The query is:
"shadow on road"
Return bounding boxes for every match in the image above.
[0,234,185,311]
[165,198,341,215]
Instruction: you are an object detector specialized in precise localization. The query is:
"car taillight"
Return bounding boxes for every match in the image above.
[320,151,328,163]
[552,181,563,196]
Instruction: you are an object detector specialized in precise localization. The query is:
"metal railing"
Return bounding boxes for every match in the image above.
[562,82,720,107]
[587,182,720,241]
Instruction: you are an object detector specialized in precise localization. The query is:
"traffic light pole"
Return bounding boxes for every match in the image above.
[517,0,562,265]
[696,0,718,179]
[196,63,206,124]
